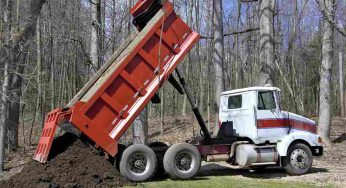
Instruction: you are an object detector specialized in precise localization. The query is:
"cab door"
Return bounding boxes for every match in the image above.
[256,91,287,139]
[219,92,256,138]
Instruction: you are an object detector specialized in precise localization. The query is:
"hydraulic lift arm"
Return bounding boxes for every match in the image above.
[174,68,211,142]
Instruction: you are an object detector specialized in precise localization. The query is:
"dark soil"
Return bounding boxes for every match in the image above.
[0,133,134,188]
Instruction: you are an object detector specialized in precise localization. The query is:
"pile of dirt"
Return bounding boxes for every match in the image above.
[0,133,133,188]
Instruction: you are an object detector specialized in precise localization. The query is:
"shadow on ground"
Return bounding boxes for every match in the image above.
[151,162,329,182]
[198,163,329,180]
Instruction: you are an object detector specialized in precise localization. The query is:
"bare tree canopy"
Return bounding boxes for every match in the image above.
[0,0,46,172]
[316,0,346,37]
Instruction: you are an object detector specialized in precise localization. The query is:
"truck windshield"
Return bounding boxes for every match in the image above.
[258,91,276,110]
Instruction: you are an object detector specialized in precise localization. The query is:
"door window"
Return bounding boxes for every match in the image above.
[228,95,242,109]
[258,91,276,110]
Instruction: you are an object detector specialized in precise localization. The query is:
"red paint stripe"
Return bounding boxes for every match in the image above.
[257,119,316,134]
[257,119,289,128]
[291,121,317,134]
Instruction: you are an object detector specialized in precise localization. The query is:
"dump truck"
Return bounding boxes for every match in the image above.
[34,0,323,182]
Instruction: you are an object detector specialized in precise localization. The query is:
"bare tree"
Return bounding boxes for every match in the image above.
[36,17,43,127]
[132,107,148,144]
[259,0,275,85]
[1,0,13,172]
[182,0,193,116]
[0,0,46,172]
[0,42,10,173]
[160,87,165,134]
[90,0,101,75]
[316,0,346,37]
[339,50,344,117]
[213,0,224,135]
[206,0,212,131]
[318,0,334,145]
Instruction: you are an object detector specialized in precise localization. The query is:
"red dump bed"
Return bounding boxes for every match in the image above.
[34,0,199,163]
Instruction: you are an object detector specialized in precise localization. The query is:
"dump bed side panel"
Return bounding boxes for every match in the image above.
[69,2,200,156]
[66,32,138,108]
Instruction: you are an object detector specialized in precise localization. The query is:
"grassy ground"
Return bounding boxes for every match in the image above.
[126,176,330,188]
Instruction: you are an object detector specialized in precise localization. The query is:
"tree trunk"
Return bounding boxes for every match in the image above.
[90,0,101,75]
[132,107,148,144]
[206,1,212,131]
[195,0,203,113]
[100,0,105,66]
[213,0,224,135]
[259,0,275,85]
[50,11,55,110]
[160,88,165,135]
[339,50,344,117]
[318,0,334,145]
[0,0,5,26]
[0,0,13,172]
[127,0,132,36]
[36,17,43,126]
[0,60,10,172]
[182,0,193,116]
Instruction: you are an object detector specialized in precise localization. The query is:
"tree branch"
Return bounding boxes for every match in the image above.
[316,0,346,37]
[89,0,100,6]
[13,0,46,44]
[241,0,259,2]
[63,36,92,65]
[224,27,260,36]
[200,27,259,39]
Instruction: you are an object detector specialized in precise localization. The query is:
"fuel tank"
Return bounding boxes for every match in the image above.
[236,144,278,167]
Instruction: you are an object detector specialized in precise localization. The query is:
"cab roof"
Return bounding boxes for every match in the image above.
[221,86,281,95]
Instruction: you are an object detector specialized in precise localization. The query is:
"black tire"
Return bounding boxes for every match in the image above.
[163,143,201,179]
[148,142,168,177]
[119,144,157,182]
[113,144,127,171]
[148,141,168,148]
[282,143,313,175]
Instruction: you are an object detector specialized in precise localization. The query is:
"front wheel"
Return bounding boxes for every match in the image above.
[119,144,157,182]
[282,143,313,175]
[163,143,201,179]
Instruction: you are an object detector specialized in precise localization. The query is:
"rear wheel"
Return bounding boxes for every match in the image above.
[163,143,201,179]
[119,144,157,182]
[282,143,313,175]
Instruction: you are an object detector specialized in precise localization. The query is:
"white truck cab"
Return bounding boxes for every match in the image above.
[218,86,323,175]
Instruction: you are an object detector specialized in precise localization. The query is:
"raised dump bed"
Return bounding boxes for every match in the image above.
[34,0,200,163]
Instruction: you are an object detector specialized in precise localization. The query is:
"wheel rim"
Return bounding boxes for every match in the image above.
[128,152,149,175]
[175,151,194,172]
[290,148,309,172]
